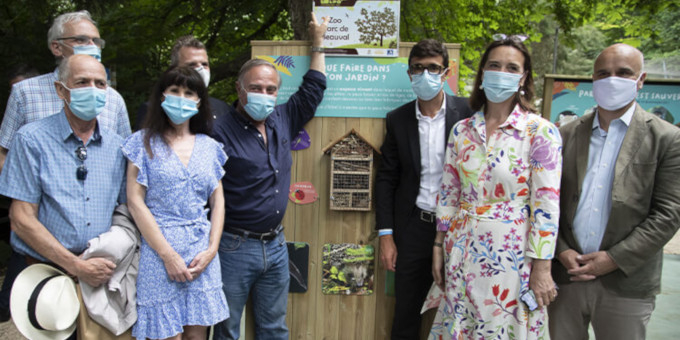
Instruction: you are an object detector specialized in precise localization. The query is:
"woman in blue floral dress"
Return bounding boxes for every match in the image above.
[123,66,228,339]
[427,36,562,339]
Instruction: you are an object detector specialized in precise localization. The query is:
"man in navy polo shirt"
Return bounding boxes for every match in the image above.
[211,14,329,340]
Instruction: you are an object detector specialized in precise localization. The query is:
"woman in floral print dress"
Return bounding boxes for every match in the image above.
[428,36,562,339]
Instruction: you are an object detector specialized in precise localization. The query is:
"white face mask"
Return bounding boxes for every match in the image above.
[592,74,641,111]
[194,66,210,88]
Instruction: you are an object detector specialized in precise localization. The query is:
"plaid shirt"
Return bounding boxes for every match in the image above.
[0,111,126,261]
[0,68,131,149]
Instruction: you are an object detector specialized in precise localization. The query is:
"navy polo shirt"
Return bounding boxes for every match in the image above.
[212,70,326,233]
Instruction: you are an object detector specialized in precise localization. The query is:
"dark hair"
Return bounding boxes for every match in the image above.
[142,66,212,157]
[408,39,449,69]
[7,64,39,84]
[469,37,536,113]
[170,35,206,67]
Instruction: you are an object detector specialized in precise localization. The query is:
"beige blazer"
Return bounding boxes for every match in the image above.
[554,104,680,298]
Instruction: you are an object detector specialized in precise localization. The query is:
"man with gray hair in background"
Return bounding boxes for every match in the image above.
[134,35,234,129]
[0,10,130,173]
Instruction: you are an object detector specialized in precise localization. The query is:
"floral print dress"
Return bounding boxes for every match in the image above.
[428,106,562,340]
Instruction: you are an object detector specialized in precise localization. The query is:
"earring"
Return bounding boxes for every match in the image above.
[479,85,484,90]
[520,89,525,95]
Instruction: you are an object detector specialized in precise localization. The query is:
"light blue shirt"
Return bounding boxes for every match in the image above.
[0,68,131,149]
[573,104,635,254]
[0,110,126,261]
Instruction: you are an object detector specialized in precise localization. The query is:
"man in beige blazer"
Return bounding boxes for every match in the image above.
[549,43,680,340]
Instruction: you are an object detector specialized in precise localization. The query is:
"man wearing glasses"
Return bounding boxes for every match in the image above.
[0,10,130,173]
[375,39,472,339]
[0,54,127,288]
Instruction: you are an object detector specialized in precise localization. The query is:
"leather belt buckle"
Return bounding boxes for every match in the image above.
[420,209,435,223]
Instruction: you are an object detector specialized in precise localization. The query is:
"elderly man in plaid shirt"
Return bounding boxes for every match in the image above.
[0,10,130,172]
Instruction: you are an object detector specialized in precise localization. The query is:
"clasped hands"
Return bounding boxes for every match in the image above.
[558,249,618,281]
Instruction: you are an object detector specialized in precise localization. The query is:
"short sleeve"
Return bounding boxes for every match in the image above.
[211,136,228,180]
[0,85,27,149]
[120,131,149,187]
[0,131,42,203]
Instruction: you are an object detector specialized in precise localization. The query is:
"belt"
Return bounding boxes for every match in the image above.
[415,207,436,224]
[225,225,284,241]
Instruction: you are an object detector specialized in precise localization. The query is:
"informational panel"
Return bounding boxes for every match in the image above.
[313,0,400,57]
[545,76,680,126]
[257,55,459,118]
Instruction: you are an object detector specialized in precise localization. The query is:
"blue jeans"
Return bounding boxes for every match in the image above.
[213,230,289,340]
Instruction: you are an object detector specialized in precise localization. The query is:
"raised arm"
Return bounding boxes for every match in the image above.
[308,12,329,74]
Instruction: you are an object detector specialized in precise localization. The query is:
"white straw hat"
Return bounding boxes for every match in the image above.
[10,263,80,340]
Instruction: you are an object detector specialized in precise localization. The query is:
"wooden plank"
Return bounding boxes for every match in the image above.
[289,116,324,340]
[317,117,347,339]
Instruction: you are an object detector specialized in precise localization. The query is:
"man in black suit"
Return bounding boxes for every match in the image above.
[375,39,473,339]
[135,35,234,129]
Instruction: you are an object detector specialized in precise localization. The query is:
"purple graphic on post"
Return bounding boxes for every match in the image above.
[291,129,311,150]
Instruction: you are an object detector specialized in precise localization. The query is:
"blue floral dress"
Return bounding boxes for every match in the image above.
[427,107,562,339]
[122,131,229,339]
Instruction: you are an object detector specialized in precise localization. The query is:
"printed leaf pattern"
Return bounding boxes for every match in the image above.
[430,107,561,339]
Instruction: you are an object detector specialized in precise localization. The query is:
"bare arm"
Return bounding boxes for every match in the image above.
[308,12,329,74]
[125,161,192,282]
[188,182,225,278]
[10,200,115,287]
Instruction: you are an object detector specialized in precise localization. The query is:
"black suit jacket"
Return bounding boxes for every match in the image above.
[375,94,473,232]
[134,96,233,130]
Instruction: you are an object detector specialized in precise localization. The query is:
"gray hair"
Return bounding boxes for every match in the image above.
[237,59,281,87]
[170,35,206,66]
[47,10,97,50]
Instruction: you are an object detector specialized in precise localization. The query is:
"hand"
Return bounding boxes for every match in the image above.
[74,257,116,287]
[529,259,557,308]
[432,245,445,291]
[557,249,581,271]
[379,235,397,272]
[567,251,618,281]
[161,251,193,282]
[188,249,216,280]
[558,248,592,281]
[308,12,330,47]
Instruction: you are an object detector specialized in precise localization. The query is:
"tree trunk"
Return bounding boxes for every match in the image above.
[289,0,312,40]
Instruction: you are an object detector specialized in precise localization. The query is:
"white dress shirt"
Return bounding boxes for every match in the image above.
[415,96,447,212]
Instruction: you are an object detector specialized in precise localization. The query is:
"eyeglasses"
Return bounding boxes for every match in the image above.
[492,34,529,43]
[409,63,447,75]
[56,35,106,49]
[75,146,88,181]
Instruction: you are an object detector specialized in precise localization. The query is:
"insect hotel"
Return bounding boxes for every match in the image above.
[322,129,380,211]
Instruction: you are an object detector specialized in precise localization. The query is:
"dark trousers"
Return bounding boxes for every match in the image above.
[391,208,436,340]
[0,249,28,312]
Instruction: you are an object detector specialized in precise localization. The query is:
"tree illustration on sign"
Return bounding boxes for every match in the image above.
[354,7,397,47]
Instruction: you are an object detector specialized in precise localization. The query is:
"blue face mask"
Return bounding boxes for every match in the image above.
[61,83,107,121]
[482,70,523,103]
[243,91,276,121]
[410,70,445,101]
[161,94,200,125]
[73,45,102,62]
